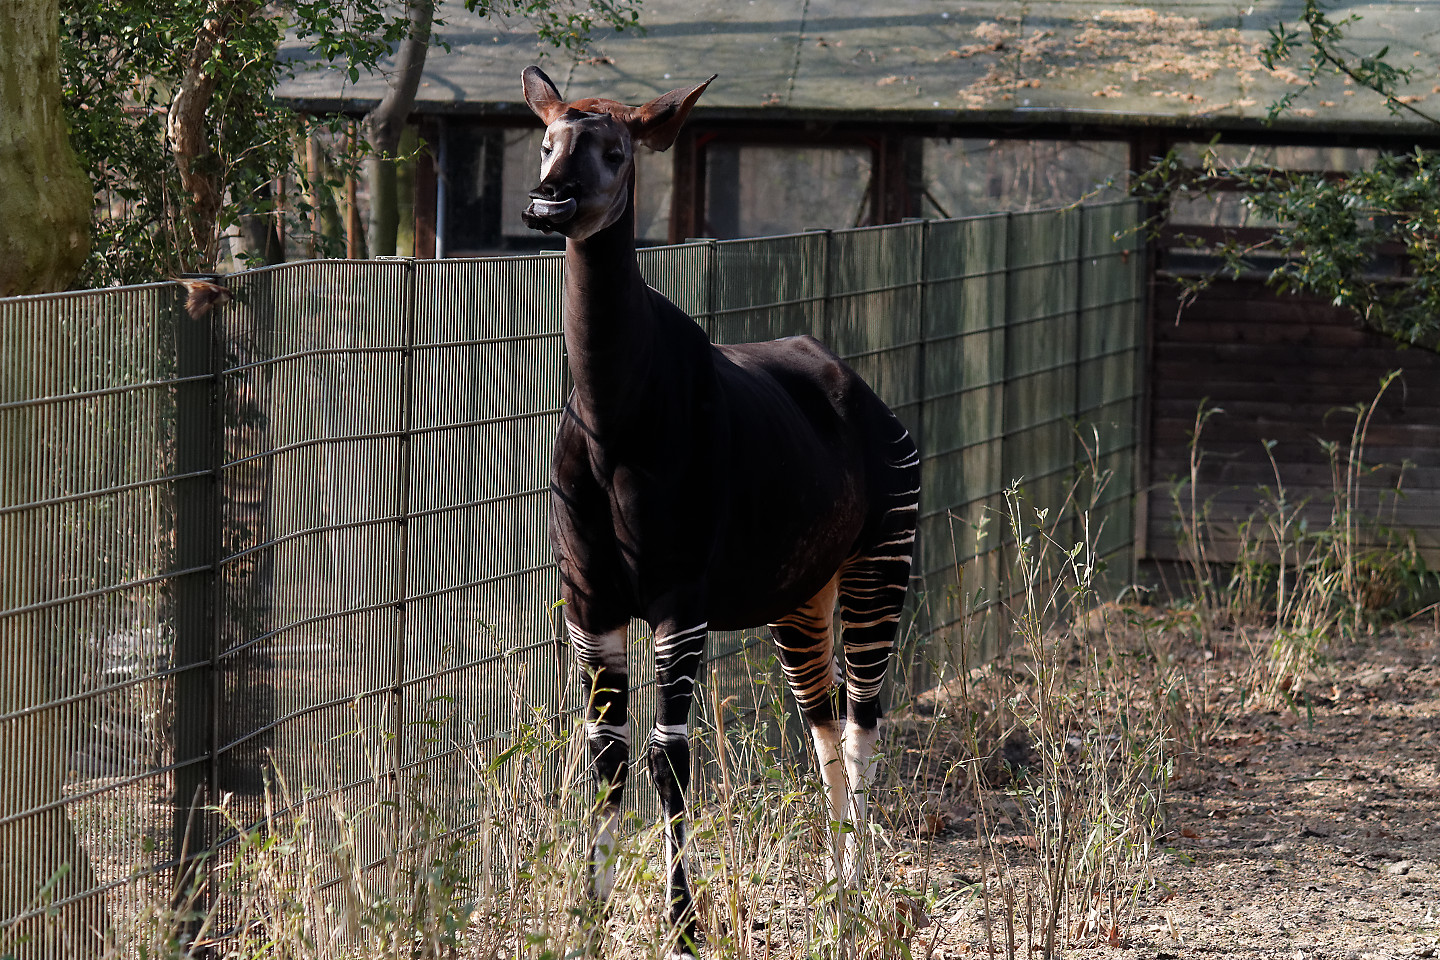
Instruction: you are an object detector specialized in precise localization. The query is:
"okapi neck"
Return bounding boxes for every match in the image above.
[563,205,642,307]
[560,196,655,424]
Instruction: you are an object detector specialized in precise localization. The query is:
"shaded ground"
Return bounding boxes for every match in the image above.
[890,622,1440,959]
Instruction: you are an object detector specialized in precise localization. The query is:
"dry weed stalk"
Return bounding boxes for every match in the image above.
[1169,373,1431,705]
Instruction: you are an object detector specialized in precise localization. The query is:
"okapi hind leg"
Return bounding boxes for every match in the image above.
[648,619,708,960]
[767,576,854,886]
[568,621,631,903]
[835,426,920,886]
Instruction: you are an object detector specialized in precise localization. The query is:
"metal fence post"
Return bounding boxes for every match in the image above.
[1072,206,1086,562]
[910,219,930,687]
[998,213,1016,649]
[912,219,929,470]
[390,259,419,865]
[819,229,834,348]
[171,279,222,942]
[704,239,719,341]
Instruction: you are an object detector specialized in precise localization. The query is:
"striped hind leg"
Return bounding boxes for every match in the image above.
[768,576,856,885]
[834,438,920,883]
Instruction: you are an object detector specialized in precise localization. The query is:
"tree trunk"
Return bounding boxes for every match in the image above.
[0,0,91,295]
[364,0,434,258]
[303,137,345,256]
[231,181,285,268]
[166,0,259,271]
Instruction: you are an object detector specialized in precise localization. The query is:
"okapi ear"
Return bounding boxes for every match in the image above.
[522,65,568,124]
[629,74,717,152]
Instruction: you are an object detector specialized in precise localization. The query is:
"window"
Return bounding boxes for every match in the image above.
[921,139,1129,218]
[1168,143,1381,229]
[704,144,873,239]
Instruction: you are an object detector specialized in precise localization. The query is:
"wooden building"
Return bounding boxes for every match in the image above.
[1147,280,1440,566]
[278,0,1440,572]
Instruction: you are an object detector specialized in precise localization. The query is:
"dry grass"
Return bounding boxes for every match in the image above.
[17,389,1435,960]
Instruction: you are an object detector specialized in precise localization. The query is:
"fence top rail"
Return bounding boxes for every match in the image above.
[0,201,1139,305]
[0,279,177,304]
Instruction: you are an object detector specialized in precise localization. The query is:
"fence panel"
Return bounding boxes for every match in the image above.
[639,242,713,328]
[827,222,925,421]
[1,283,186,955]
[916,214,1010,668]
[1003,208,1083,542]
[1078,204,1146,574]
[0,202,1144,956]
[407,254,568,757]
[403,254,571,870]
[710,232,826,344]
[201,260,414,920]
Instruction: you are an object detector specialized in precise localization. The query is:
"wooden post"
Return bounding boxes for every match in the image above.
[875,134,923,224]
[346,123,362,259]
[305,136,322,258]
[414,122,438,259]
[669,129,708,241]
[171,280,221,948]
[273,175,286,262]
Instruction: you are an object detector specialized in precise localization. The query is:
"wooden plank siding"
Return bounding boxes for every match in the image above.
[1144,278,1440,565]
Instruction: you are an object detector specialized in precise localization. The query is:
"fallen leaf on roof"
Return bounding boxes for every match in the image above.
[955,7,1259,111]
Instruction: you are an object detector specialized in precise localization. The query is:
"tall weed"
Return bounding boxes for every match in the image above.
[1167,373,1434,699]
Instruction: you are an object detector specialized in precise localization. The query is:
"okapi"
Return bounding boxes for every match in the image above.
[520,66,920,955]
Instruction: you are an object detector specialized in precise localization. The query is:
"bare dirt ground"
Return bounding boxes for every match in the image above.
[894,621,1440,960]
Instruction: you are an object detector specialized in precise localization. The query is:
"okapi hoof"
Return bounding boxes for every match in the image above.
[662,922,702,960]
[664,945,701,960]
[576,897,610,958]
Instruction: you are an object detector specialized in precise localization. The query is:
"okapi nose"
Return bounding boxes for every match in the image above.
[523,180,579,229]
[529,180,578,201]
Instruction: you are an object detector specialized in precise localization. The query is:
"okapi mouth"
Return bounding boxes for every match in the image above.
[523,197,578,233]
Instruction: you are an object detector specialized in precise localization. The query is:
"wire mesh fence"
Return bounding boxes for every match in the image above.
[0,201,1144,957]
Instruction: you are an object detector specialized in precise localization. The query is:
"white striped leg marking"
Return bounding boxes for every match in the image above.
[652,722,689,744]
[585,720,631,745]
[567,621,627,672]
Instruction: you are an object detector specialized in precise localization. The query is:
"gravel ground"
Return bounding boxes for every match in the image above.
[879,620,1440,960]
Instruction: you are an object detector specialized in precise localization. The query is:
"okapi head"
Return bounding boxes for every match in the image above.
[520,65,715,240]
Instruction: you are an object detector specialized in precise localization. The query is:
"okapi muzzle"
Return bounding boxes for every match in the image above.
[522,181,578,231]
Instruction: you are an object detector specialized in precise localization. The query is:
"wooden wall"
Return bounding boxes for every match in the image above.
[1145,278,1440,564]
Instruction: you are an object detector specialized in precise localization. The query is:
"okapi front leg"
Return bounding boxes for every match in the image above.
[648,620,707,959]
[569,621,631,901]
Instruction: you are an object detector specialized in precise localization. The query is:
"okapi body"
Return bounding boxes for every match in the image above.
[520,66,919,956]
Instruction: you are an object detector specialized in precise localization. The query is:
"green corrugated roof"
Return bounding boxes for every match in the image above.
[278,1,1440,132]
